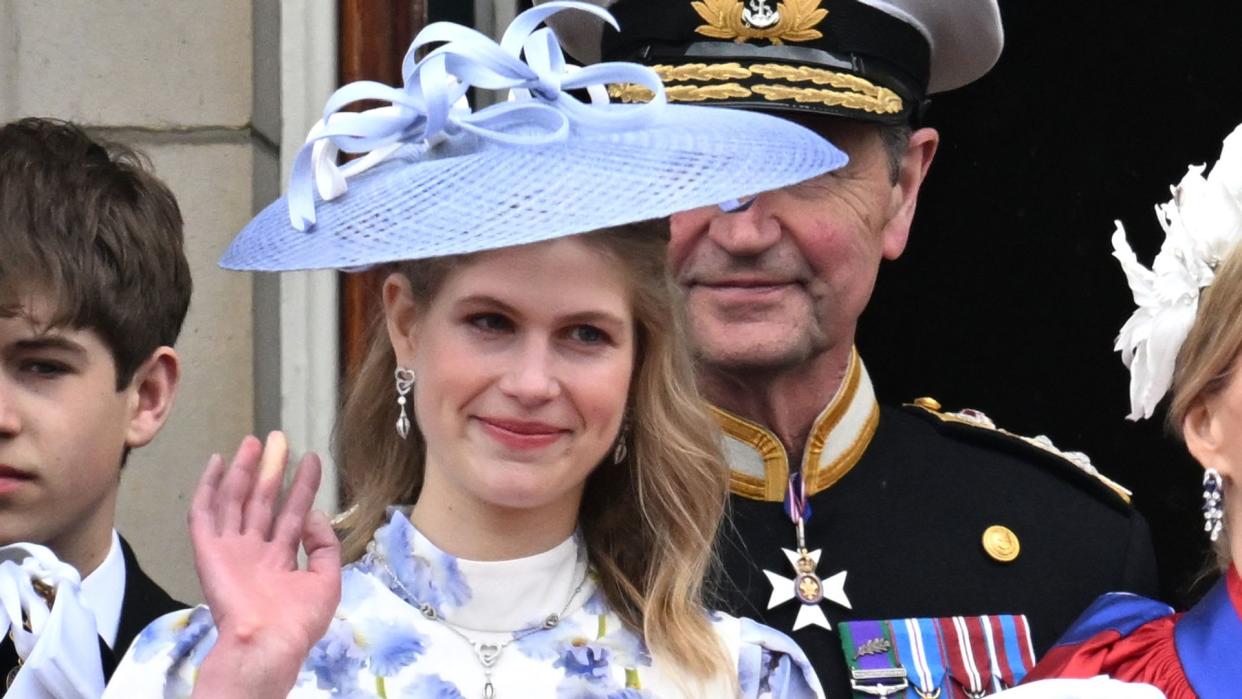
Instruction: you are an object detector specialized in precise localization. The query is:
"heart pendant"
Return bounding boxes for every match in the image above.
[476,642,501,667]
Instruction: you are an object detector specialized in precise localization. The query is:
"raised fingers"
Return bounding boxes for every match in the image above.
[188,453,227,539]
[272,453,324,552]
[302,510,342,588]
[242,432,290,538]
[215,435,264,534]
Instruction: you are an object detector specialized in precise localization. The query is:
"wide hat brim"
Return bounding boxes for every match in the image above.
[223,103,846,272]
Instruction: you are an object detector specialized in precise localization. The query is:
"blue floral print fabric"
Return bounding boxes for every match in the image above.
[103,510,823,698]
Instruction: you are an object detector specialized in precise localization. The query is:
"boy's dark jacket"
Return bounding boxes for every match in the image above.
[0,537,185,691]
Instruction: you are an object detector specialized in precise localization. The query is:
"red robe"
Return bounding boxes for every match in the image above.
[1025,567,1242,698]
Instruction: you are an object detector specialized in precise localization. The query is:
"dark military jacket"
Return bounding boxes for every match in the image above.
[713,350,1158,697]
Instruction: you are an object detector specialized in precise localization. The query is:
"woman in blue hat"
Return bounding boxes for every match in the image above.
[102,3,845,697]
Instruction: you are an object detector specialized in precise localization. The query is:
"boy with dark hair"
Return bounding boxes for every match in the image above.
[0,117,189,691]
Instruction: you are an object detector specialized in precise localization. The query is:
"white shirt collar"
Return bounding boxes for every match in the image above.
[79,530,126,648]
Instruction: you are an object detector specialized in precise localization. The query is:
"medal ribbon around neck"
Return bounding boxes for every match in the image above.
[284,0,668,233]
[763,470,851,631]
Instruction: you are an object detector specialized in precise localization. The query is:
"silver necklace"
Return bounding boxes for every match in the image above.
[370,546,589,699]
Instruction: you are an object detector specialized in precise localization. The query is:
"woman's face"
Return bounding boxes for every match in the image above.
[390,237,635,521]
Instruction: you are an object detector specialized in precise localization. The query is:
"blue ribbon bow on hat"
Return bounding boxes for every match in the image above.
[287,1,667,232]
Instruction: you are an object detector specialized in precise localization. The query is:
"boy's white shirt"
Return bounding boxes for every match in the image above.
[0,540,108,698]
[78,530,125,649]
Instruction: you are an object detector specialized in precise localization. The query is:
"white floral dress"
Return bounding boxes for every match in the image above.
[104,510,823,698]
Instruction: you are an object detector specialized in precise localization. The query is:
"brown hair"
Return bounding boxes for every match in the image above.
[1168,242,1242,569]
[335,222,733,683]
[0,117,191,388]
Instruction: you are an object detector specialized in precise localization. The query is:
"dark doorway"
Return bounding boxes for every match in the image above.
[859,1,1242,605]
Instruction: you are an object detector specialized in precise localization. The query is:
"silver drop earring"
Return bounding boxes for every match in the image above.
[394,367,416,439]
[612,421,630,465]
[1203,468,1224,542]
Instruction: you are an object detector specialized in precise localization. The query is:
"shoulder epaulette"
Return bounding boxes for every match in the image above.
[903,396,1134,505]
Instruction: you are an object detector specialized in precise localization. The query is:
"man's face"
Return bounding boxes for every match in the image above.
[669,119,914,373]
[0,292,133,570]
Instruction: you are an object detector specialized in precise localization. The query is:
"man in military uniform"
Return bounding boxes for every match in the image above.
[544,0,1159,695]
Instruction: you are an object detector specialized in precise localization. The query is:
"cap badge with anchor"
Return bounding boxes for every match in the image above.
[763,472,851,631]
[538,0,1004,126]
[692,0,828,44]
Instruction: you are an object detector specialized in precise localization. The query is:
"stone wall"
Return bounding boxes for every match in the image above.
[0,0,278,603]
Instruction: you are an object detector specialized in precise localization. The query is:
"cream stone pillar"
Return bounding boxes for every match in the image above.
[277,0,341,529]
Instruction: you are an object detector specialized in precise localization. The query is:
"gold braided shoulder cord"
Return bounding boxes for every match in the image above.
[608,83,753,103]
[752,84,903,114]
[652,62,752,82]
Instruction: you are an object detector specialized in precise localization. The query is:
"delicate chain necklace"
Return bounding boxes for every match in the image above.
[370,545,589,699]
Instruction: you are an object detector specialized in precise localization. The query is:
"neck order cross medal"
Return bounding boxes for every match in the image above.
[764,472,851,631]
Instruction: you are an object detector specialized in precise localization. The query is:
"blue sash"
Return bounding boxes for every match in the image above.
[1175,574,1242,699]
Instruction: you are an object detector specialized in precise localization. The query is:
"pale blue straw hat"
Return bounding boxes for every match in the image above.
[221,1,847,272]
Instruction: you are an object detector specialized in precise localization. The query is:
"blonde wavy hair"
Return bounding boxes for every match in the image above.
[1168,242,1242,570]
[334,222,733,683]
